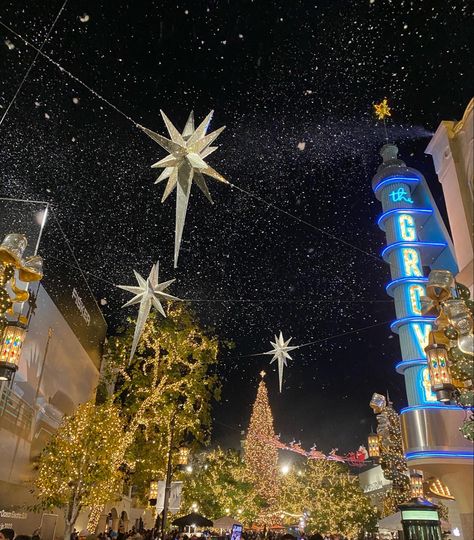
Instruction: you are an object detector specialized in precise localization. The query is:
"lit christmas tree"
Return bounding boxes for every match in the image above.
[377,401,411,515]
[244,372,279,510]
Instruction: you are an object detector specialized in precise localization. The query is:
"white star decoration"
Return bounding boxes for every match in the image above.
[117,262,180,362]
[263,331,299,392]
[140,110,227,268]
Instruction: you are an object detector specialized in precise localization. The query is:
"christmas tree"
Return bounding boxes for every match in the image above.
[377,401,411,515]
[244,372,279,509]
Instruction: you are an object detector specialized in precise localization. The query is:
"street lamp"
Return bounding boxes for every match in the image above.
[177,445,190,466]
[410,470,424,498]
[367,432,380,458]
[149,481,159,507]
[0,233,43,383]
[0,320,27,381]
[425,343,454,402]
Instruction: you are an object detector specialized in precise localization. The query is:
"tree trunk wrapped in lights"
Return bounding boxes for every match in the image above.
[370,393,411,515]
[379,403,411,515]
[244,373,279,520]
[34,400,125,540]
[37,304,220,536]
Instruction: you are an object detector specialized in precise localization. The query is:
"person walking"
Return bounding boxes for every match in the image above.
[0,529,14,540]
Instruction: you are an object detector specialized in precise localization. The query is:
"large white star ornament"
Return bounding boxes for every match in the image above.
[263,331,299,392]
[117,262,180,363]
[140,110,228,268]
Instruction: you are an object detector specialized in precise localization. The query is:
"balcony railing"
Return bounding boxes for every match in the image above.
[0,383,34,439]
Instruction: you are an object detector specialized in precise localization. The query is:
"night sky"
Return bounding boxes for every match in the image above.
[0,1,472,455]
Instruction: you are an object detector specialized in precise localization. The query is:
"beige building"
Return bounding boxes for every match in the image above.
[426,98,473,292]
[416,99,474,539]
[0,201,153,539]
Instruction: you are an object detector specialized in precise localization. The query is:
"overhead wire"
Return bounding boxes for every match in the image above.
[0,0,70,127]
[0,18,384,266]
[242,319,391,357]
[0,18,393,354]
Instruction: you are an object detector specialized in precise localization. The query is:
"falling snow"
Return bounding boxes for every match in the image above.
[0,0,471,450]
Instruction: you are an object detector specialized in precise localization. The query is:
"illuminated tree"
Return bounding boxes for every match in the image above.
[244,375,279,515]
[279,460,378,537]
[377,402,411,515]
[180,448,262,523]
[115,305,221,501]
[34,400,125,540]
[84,304,221,532]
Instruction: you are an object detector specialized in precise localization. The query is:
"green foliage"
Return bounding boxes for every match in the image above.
[34,399,125,536]
[105,304,221,501]
[180,448,262,523]
[279,460,378,537]
[377,404,411,514]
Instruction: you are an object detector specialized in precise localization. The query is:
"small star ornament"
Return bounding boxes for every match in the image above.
[263,331,299,392]
[373,98,392,120]
[140,110,228,267]
[118,261,180,363]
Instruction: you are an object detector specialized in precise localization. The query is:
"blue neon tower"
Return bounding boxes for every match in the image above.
[372,144,473,539]
[372,144,457,406]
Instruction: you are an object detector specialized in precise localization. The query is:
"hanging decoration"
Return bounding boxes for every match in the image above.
[421,270,474,441]
[117,261,180,362]
[0,233,43,327]
[373,98,392,141]
[373,98,392,120]
[258,434,368,467]
[140,110,227,268]
[263,331,299,392]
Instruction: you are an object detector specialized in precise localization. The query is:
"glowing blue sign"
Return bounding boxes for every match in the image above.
[389,187,413,203]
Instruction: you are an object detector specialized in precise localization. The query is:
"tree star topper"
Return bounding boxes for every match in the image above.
[140,110,228,268]
[373,98,392,120]
[117,261,180,363]
[263,331,299,392]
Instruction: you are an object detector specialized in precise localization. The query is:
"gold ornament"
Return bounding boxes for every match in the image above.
[373,98,392,120]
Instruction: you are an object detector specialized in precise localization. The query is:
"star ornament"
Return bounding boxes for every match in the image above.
[263,331,299,392]
[117,262,180,363]
[373,98,392,120]
[140,110,228,268]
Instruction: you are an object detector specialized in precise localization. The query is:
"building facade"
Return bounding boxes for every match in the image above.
[425,98,473,293]
[371,144,473,539]
[0,200,107,537]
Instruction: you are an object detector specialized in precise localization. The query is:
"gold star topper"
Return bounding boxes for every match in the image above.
[374,98,392,120]
[260,370,266,379]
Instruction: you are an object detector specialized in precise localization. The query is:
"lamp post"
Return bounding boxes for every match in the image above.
[0,233,43,383]
[0,320,27,382]
[160,408,190,540]
[161,414,176,540]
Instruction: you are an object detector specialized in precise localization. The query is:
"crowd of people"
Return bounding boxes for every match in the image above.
[1,526,379,540]
[0,527,41,540]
